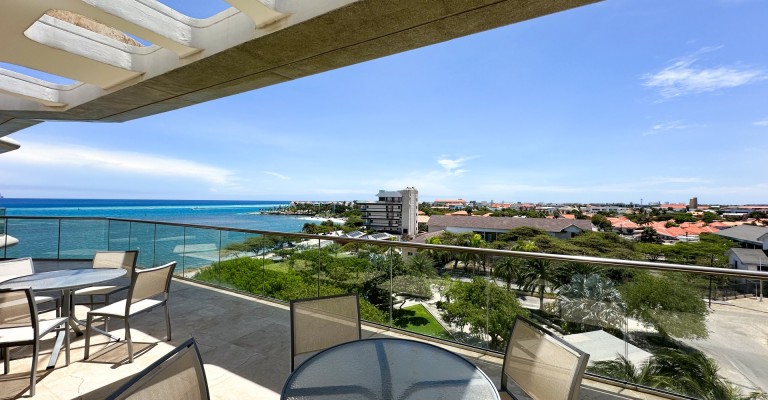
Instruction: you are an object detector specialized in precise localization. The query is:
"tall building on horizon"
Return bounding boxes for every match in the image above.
[358,187,418,236]
[690,197,698,209]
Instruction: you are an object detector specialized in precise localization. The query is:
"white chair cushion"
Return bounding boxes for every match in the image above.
[74,285,127,296]
[89,299,163,318]
[0,317,66,344]
[34,295,57,305]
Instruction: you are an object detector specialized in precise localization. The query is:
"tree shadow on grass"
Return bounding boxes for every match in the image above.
[392,309,430,329]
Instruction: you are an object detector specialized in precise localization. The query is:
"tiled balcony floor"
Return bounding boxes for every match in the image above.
[1,262,667,400]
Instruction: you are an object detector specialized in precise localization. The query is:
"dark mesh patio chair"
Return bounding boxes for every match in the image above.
[290,293,361,371]
[0,258,60,316]
[500,316,589,400]
[74,250,138,309]
[84,261,175,363]
[106,338,209,400]
[0,288,70,396]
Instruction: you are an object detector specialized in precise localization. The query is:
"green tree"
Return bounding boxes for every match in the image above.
[662,233,732,266]
[517,258,560,311]
[493,256,521,291]
[592,214,613,231]
[701,212,719,223]
[620,272,708,339]
[640,227,661,243]
[405,251,437,277]
[635,242,666,261]
[439,277,529,350]
[302,222,318,234]
[588,353,661,387]
[344,214,364,228]
[589,350,764,400]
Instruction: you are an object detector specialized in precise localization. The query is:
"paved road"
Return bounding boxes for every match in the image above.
[687,298,768,394]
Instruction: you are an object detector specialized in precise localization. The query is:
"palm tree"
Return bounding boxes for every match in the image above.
[588,353,659,387]
[405,251,436,277]
[588,350,758,400]
[557,273,625,330]
[653,349,744,400]
[493,257,520,291]
[517,258,560,311]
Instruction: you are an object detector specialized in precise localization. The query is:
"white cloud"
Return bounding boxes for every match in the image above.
[436,156,474,175]
[643,47,767,98]
[5,142,235,185]
[263,171,291,180]
[754,119,768,126]
[642,120,705,136]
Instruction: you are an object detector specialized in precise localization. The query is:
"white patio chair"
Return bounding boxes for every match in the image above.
[73,250,138,309]
[290,293,361,371]
[499,316,589,400]
[0,258,60,316]
[84,261,176,363]
[0,288,70,396]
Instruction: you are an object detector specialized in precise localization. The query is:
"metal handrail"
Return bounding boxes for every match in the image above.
[2,215,767,280]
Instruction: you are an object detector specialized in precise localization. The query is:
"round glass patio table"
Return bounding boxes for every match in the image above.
[0,268,126,293]
[281,338,500,400]
[0,268,127,368]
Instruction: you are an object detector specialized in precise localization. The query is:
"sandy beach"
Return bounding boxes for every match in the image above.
[298,216,346,224]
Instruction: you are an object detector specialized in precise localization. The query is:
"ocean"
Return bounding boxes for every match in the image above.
[0,199,323,266]
[0,198,310,232]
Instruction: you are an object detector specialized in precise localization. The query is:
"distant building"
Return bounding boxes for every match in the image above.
[607,217,640,235]
[431,199,467,209]
[715,225,768,250]
[689,197,698,209]
[727,248,768,272]
[427,215,592,241]
[358,187,418,236]
[585,205,630,215]
[655,203,688,212]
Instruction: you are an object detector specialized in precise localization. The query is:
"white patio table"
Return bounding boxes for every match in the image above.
[0,268,126,369]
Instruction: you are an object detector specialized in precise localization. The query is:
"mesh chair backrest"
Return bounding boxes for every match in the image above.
[106,338,209,400]
[0,288,36,330]
[290,293,361,369]
[0,257,34,280]
[93,251,138,271]
[501,317,589,400]
[127,262,175,305]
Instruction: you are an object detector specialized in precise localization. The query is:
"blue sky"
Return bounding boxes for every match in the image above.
[2,0,767,204]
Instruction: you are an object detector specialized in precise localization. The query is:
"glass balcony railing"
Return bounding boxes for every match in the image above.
[2,216,767,400]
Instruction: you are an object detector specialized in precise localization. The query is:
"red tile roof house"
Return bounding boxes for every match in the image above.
[652,221,720,243]
[426,215,593,242]
[607,217,639,235]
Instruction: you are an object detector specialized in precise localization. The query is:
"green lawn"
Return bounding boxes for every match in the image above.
[392,304,449,337]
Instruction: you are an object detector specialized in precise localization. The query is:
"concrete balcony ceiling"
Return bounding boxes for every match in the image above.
[0,0,600,148]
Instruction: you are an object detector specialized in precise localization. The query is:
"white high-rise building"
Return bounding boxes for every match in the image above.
[358,187,419,236]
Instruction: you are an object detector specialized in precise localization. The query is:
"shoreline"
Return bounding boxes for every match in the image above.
[297,216,346,224]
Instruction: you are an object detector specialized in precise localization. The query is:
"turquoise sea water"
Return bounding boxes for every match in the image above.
[0,198,310,232]
[0,199,319,266]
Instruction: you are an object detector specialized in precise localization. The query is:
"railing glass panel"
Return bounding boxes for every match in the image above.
[128,222,157,268]
[4,217,60,259]
[2,216,767,399]
[179,226,220,273]
[59,219,109,259]
[107,220,131,251]
[154,223,185,270]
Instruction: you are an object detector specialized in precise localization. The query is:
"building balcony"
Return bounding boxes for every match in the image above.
[1,217,767,399]
[1,261,674,400]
